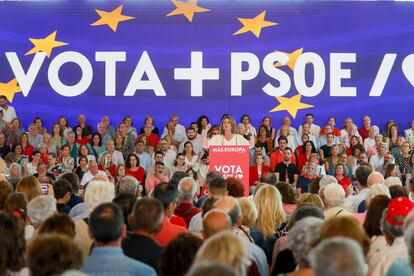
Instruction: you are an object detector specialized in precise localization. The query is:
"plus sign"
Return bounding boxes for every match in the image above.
[174,51,219,96]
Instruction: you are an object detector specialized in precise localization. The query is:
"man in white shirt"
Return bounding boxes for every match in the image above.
[296,123,317,147]
[178,127,202,154]
[162,114,186,138]
[369,142,387,170]
[343,165,373,213]
[276,116,298,137]
[157,138,176,168]
[298,113,321,138]
[0,95,17,123]
[80,160,106,186]
[99,140,124,166]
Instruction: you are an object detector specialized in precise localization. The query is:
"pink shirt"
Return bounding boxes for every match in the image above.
[145,175,169,193]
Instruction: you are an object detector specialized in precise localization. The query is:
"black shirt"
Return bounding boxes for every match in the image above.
[122,233,162,271]
[0,144,11,159]
[274,162,300,184]
[73,124,93,137]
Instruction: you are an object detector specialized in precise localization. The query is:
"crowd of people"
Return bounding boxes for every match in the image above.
[2,94,414,275]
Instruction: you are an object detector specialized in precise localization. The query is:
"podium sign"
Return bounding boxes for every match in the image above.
[209,145,250,196]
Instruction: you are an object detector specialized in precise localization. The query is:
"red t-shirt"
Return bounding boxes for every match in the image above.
[320,128,341,137]
[270,150,296,172]
[76,137,90,145]
[23,144,35,157]
[336,176,352,192]
[358,127,370,141]
[126,167,145,184]
[249,166,270,186]
[174,202,201,228]
[148,133,159,148]
[155,215,187,247]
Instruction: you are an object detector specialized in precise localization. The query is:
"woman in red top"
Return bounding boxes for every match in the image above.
[143,125,159,149]
[345,135,362,156]
[249,154,270,187]
[125,153,145,185]
[297,141,317,172]
[20,133,34,157]
[334,163,352,194]
[75,126,90,145]
[319,116,341,137]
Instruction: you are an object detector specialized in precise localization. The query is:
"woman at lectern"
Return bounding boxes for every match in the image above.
[207,115,250,147]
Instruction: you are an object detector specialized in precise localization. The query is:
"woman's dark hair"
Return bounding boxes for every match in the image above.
[32,117,43,125]
[77,155,88,167]
[389,185,408,199]
[125,154,140,169]
[186,167,198,181]
[276,182,298,204]
[240,114,250,123]
[363,195,391,238]
[38,213,76,238]
[196,115,209,135]
[351,144,365,157]
[57,173,80,194]
[158,233,203,276]
[258,125,270,137]
[183,141,196,156]
[77,144,90,160]
[302,141,317,154]
[90,132,102,147]
[173,153,185,167]
[384,164,397,179]
[0,212,26,275]
[309,176,323,194]
[74,126,83,139]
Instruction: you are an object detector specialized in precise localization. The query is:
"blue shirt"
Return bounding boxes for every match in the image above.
[136,152,152,172]
[82,247,156,276]
[386,258,414,276]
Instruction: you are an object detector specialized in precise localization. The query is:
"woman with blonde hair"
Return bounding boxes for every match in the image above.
[16,176,42,201]
[194,231,249,276]
[208,115,250,147]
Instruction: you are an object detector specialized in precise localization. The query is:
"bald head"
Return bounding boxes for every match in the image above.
[202,209,232,239]
[367,172,385,187]
[214,196,241,226]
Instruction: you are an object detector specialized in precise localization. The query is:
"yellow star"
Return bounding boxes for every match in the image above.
[275,48,304,71]
[166,0,210,22]
[91,5,135,32]
[233,11,278,38]
[25,31,68,58]
[269,94,314,119]
[0,79,21,103]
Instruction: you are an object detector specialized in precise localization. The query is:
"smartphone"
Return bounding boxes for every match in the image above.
[41,184,48,195]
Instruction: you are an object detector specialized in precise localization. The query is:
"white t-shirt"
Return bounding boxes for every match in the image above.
[80,170,107,186]
[208,134,250,147]
[0,106,17,123]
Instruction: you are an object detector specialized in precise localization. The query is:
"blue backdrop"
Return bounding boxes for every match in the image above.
[1,0,414,131]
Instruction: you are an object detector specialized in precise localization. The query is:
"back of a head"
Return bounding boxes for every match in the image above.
[389,185,408,199]
[214,196,240,226]
[27,195,57,227]
[38,213,76,238]
[130,197,163,234]
[195,231,247,275]
[16,176,41,202]
[355,165,372,187]
[323,183,345,208]
[153,183,179,210]
[385,176,403,189]
[206,171,224,186]
[208,177,227,197]
[159,233,203,276]
[170,171,189,187]
[260,172,276,186]
[118,176,139,195]
[58,173,80,194]
[0,212,25,275]
[178,177,197,201]
[112,192,137,227]
[297,193,324,209]
[202,209,232,238]
[226,177,244,198]
[318,175,338,193]
[319,216,370,256]
[27,233,83,276]
[186,261,238,276]
[84,180,115,213]
[310,237,365,276]
[276,182,298,204]
[287,203,324,230]
[53,179,73,200]
[89,202,124,244]
[367,171,385,187]
[0,180,13,209]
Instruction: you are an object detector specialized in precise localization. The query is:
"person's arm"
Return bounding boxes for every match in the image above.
[275,172,280,183]
[319,148,325,162]
[292,174,299,187]
[325,160,330,175]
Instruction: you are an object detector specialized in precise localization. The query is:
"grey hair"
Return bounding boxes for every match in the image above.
[381,208,404,244]
[118,176,139,195]
[366,184,390,207]
[178,176,198,201]
[323,183,345,208]
[84,180,115,213]
[9,162,22,177]
[287,217,324,268]
[310,237,365,276]
[27,195,57,226]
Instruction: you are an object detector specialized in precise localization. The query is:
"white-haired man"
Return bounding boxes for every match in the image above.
[174,177,201,227]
